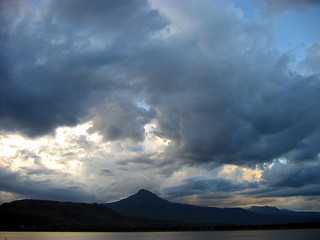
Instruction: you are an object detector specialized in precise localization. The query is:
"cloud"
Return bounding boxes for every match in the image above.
[0,0,164,138]
[0,121,173,203]
[0,168,95,202]
[164,176,258,198]
[264,0,320,14]
[241,161,320,200]
[0,0,320,210]
[128,1,320,167]
[261,161,320,188]
[298,41,320,75]
[49,0,167,40]
[2,0,319,165]
[89,99,156,142]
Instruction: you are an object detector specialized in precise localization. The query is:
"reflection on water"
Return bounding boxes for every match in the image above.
[1,229,320,240]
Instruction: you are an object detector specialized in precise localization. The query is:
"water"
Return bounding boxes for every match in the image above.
[1,229,320,240]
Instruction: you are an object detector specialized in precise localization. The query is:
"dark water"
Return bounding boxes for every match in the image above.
[1,229,320,240]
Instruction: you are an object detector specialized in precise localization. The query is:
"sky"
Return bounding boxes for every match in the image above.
[0,0,320,211]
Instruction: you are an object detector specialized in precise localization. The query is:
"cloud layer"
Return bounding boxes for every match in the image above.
[0,0,320,210]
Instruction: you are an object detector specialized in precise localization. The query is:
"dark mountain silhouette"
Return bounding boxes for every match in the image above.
[117,189,170,205]
[1,190,320,231]
[0,199,220,231]
[105,189,320,225]
[249,206,284,215]
[248,206,320,219]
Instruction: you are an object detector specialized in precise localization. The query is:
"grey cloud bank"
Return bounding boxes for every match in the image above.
[0,0,320,210]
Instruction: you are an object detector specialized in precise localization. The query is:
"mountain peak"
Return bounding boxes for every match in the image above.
[248,206,284,215]
[111,189,169,205]
[137,189,157,196]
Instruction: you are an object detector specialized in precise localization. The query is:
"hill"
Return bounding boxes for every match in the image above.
[0,199,220,231]
[248,206,320,219]
[105,189,320,225]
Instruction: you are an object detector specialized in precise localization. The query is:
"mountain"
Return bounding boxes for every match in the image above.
[1,191,319,231]
[0,199,220,231]
[0,199,140,231]
[115,189,170,205]
[248,206,320,219]
[105,189,320,225]
[248,206,287,215]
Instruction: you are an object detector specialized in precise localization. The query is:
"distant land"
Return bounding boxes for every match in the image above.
[0,198,220,231]
[1,189,320,232]
[105,189,320,225]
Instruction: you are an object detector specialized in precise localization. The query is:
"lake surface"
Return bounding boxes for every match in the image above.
[1,229,320,240]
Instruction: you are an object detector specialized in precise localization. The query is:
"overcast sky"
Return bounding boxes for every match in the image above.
[1,0,320,211]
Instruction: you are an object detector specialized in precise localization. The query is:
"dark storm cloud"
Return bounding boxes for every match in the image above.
[49,0,167,41]
[132,35,320,166]
[245,185,320,198]
[261,162,320,188]
[90,99,156,142]
[1,0,320,191]
[0,1,96,137]
[0,168,95,202]
[164,176,258,198]
[0,0,164,138]
[241,161,320,198]
[264,0,320,13]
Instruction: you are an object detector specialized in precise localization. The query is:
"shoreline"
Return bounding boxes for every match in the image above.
[1,222,320,233]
